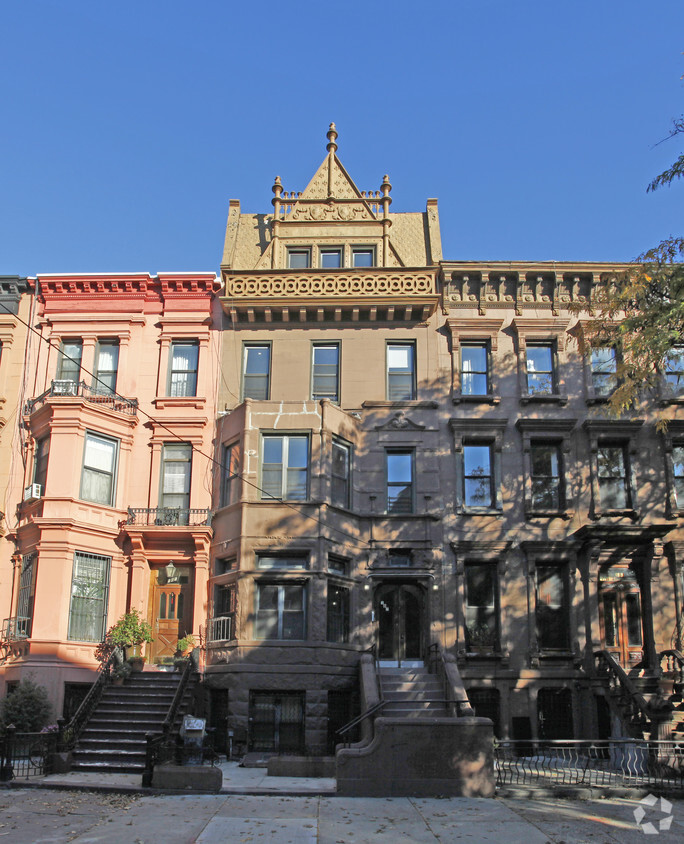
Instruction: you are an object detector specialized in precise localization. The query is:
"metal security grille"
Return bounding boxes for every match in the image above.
[67,552,111,642]
[16,554,37,636]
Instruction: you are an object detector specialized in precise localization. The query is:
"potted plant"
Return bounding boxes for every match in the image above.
[173,634,196,671]
[111,661,132,685]
[104,609,153,671]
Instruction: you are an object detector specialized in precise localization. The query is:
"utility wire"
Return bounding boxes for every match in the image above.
[0,300,371,550]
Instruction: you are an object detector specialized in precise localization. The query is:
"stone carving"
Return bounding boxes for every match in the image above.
[375,411,426,431]
[225,271,435,299]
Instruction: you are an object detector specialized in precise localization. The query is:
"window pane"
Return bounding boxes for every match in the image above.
[387,452,412,482]
[536,566,569,649]
[68,552,110,642]
[592,348,617,396]
[320,250,342,268]
[312,345,339,401]
[243,346,270,400]
[162,443,191,512]
[387,451,413,514]
[387,344,415,400]
[603,593,619,647]
[625,593,642,646]
[666,347,684,393]
[465,565,497,648]
[95,341,119,393]
[332,440,350,508]
[288,250,310,269]
[352,249,374,267]
[81,434,117,505]
[598,446,628,508]
[58,341,82,382]
[526,345,554,394]
[462,345,488,395]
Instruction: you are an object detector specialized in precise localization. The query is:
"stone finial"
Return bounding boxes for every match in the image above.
[326,122,338,154]
[272,175,282,197]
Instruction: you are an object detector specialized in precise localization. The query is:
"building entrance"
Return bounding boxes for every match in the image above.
[375,583,424,665]
[148,564,193,664]
[599,565,643,668]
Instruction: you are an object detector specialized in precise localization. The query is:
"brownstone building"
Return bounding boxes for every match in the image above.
[205,125,684,756]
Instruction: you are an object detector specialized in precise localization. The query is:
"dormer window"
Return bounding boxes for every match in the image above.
[352,248,374,268]
[320,249,342,268]
[287,248,311,269]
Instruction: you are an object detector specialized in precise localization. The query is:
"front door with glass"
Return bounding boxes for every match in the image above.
[149,565,193,664]
[599,566,643,668]
[375,583,423,664]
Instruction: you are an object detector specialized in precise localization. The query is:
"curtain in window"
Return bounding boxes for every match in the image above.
[170,344,198,397]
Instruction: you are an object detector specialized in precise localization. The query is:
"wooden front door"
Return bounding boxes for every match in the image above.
[376,583,423,664]
[599,567,643,668]
[148,565,193,664]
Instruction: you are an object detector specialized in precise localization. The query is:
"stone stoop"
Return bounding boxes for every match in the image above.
[71,672,194,774]
[379,666,449,718]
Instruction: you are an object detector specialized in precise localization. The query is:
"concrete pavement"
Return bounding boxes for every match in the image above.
[1,788,683,843]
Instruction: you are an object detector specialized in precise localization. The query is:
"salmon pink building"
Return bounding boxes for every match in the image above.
[3,272,220,716]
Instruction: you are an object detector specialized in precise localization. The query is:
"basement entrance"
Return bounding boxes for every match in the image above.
[375,583,424,665]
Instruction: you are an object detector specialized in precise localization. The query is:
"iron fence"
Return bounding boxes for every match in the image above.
[0,727,59,781]
[495,739,684,791]
[125,507,213,527]
[207,615,233,642]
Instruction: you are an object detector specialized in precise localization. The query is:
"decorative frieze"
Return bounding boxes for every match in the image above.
[224,269,436,299]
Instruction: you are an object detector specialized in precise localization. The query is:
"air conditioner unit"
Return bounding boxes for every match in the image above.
[24,483,42,502]
[52,379,77,396]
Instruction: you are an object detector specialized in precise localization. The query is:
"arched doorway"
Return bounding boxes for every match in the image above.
[375,583,425,665]
[599,564,643,669]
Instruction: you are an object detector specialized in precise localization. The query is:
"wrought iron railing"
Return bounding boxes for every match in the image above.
[58,648,120,751]
[336,701,386,748]
[2,617,30,640]
[142,656,195,787]
[24,380,138,416]
[125,507,213,527]
[594,649,654,737]
[0,726,59,781]
[207,615,233,642]
[495,739,684,790]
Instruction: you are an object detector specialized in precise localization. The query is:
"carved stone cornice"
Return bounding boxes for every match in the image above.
[221,268,439,323]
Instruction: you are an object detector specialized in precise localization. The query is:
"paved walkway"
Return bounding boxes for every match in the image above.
[0,786,683,843]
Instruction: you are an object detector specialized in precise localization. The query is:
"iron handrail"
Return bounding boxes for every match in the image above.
[125,507,213,527]
[594,649,652,722]
[336,700,387,744]
[24,380,138,416]
[58,647,120,750]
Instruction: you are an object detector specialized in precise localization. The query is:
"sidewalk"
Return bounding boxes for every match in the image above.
[0,786,683,843]
[34,760,336,795]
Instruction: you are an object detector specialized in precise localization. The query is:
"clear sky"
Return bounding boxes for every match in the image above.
[1,1,683,275]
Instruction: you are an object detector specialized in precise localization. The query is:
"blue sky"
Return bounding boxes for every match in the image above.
[1,1,683,274]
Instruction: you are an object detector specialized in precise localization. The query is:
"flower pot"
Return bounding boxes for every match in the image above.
[125,644,143,660]
[128,656,145,673]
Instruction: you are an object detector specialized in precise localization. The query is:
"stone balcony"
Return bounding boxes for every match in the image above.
[221,268,439,323]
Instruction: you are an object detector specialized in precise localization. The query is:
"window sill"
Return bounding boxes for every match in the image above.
[458,507,504,517]
[592,508,639,521]
[520,394,567,406]
[362,400,439,409]
[452,394,501,405]
[526,509,573,520]
[154,396,206,410]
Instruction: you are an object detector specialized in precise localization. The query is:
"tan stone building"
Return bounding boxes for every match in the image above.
[206,125,684,755]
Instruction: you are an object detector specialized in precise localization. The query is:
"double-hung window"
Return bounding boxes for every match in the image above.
[665,347,684,396]
[221,442,240,507]
[386,450,414,514]
[94,340,119,394]
[591,348,617,397]
[261,434,309,501]
[161,443,192,518]
[530,442,562,510]
[536,565,570,650]
[352,248,374,267]
[463,444,494,508]
[287,248,310,269]
[331,438,351,509]
[387,343,416,401]
[461,343,489,396]
[320,248,342,268]
[80,432,118,506]
[16,553,37,638]
[464,564,499,651]
[673,445,684,509]
[168,342,198,397]
[526,343,555,395]
[312,344,339,402]
[33,436,50,492]
[67,552,110,643]
[597,444,630,510]
[57,340,82,385]
[327,584,350,643]
[255,583,306,640]
[243,345,270,400]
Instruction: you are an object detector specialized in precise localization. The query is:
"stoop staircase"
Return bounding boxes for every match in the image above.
[379,665,449,718]
[71,672,194,774]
